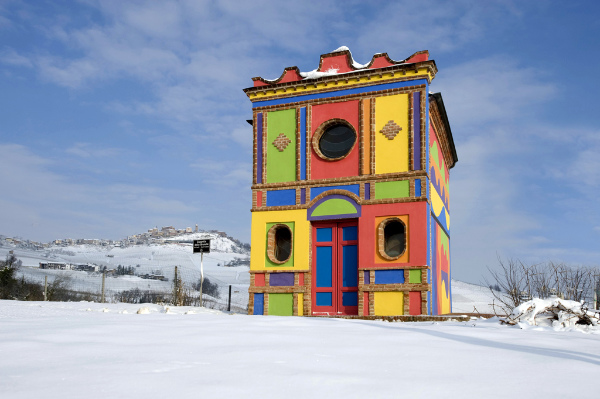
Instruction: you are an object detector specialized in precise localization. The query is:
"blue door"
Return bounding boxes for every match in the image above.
[312,220,358,315]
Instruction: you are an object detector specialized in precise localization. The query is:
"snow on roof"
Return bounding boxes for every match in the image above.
[249,48,431,88]
[297,46,367,80]
[299,67,341,80]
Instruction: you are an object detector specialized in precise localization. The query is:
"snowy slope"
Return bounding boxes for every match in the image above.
[0,240,250,308]
[0,300,598,399]
[0,242,250,284]
[451,280,501,315]
[2,241,501,313]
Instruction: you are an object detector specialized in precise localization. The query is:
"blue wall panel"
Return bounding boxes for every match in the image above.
[374,269,405,284]
[266,189,296,206]
[300,107,307,180]
[253,293,264,315]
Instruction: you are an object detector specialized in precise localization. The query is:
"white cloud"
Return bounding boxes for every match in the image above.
[65,142,125,159]
[354,1,516,56]
[0,144,199,242]
[0,47,33,67]
[433,56,556,127]
[189,158,252,187]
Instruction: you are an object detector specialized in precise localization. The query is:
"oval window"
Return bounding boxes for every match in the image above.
[318,123,356,160]
[379,218,406,259]
[267,224,293,264]
[274,226,292,262]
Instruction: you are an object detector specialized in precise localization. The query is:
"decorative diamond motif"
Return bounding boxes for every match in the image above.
[272,133,292,152]
[380,120,402,140]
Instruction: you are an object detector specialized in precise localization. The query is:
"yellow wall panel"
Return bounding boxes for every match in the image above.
[250,209,310,271]
[374,94,409,174]
[373,291,404,316]
[298,293,304,316]
[430,182,450,231]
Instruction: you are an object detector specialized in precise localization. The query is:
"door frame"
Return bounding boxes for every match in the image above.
[311,219,359,315]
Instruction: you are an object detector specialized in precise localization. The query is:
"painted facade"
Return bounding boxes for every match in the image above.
[244,48,457,316]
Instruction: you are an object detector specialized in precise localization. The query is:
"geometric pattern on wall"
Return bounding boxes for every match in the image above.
[432,219,451,315]
[379,120,402,140]
[272,133,292,152]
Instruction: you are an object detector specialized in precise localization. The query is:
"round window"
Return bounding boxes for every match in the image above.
[267,224,293,264]
[378,218,406,260]
[318,123,356,160]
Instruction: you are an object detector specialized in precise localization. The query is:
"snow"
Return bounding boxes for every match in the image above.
[2,240,505,314]
[331,45,367,69]
[0,241,250,309]
[506,297,600,331]
[451,280,501,314]
[332,45,350,52]
[299,67,340,80]
[1,300,599,398]
[277,46,369,81]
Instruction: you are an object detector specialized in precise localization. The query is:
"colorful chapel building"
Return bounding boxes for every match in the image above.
[244,47,457,317]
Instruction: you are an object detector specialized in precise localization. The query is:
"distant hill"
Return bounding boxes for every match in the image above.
[0,225,250,255]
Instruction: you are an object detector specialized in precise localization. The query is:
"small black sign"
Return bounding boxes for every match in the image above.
[193,239,211,253]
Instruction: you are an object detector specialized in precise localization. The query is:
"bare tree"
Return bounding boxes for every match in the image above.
[486,256,599,314]
[483,257,530,314]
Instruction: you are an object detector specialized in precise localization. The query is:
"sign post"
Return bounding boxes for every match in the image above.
[193,239,210,307]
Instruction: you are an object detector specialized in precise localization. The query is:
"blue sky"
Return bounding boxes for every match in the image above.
[1,0,599,283]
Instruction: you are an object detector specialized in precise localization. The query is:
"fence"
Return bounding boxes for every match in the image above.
[15,264,249,313]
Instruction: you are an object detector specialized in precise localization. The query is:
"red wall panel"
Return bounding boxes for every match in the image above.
[310,100,360,180]
[358,202,428,269]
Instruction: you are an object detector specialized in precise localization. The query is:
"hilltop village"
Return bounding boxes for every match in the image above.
[0,224,249,253]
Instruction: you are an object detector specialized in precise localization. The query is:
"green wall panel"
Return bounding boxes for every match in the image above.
[409,269,422,284]
[269,293,293,316]
[265,222,295,268]
[266,109,296,183]
[374,180,409,200]
[312,198,357,217]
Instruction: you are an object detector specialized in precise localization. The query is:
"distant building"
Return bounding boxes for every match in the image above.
[39,262,71,270]
[73,264,99,272]
[80,239,100,245]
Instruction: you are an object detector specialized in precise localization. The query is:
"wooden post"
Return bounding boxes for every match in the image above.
[199,253,204,307]
[228,285,232,312]
[101,271,106,303]
[44,276,48,301]
[173,266,179,306]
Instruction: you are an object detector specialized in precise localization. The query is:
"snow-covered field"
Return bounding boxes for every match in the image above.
[0,300,599,399]
[451,280,501,314]
[0,241,251,308]
[0,242,504,314]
